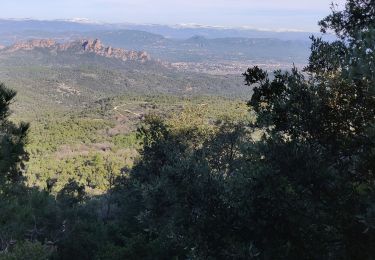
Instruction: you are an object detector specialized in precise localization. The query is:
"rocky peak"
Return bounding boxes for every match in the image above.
[82,39,103,52]
[77,39,151,62]
[2,38,151,63]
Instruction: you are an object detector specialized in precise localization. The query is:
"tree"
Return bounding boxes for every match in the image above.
[319,0,375,39]
[0,83,29,187]
[242,0,375,257]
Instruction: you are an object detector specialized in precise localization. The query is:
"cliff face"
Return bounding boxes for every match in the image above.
[77,39,151,62]
[3,39,151,62]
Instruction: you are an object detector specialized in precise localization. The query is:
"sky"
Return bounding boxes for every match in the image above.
[1,0,346,32]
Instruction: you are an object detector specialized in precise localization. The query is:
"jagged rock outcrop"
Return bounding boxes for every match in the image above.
[82,39,103,52]
[7,39,57,51]
[2,39,151,62]
[75,39,151,62]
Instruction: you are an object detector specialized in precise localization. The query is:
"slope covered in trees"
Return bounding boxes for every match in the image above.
[0,0,375,259]
[0,40,248,117]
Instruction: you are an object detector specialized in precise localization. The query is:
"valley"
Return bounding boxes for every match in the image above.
[24,94,251,193]
[0,20,308,194]
[0,35,253,192]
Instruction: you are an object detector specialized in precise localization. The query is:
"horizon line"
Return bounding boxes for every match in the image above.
[0,17,321,34]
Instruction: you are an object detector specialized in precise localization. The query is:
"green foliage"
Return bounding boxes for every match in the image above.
[0,83,29,186]
[22,94,248,192]
[319,0,375,39]
[238,1,375,257]
[90,0,375,258]
[56,179,86,208]
[0,241,53,260]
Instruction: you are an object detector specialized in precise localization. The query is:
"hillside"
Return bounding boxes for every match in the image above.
[0,38,249,118]
[0,38,251,192]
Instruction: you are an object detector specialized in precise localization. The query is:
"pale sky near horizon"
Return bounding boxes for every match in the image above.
[1,0,346,32]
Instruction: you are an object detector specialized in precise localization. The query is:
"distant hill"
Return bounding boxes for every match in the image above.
[0,18,322,40]
[3,38,151,62]
[0,29,311,64]
[84,31,310,63]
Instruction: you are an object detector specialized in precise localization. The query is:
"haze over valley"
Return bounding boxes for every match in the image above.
[0,19,312,74]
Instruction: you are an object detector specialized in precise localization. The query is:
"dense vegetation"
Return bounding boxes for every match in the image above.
[24,95,249,192]
[0,50,248,117]
[0,0,375,259]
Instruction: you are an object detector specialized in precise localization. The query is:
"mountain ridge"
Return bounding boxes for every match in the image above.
[0,18,323,41]
[2,38,151,62]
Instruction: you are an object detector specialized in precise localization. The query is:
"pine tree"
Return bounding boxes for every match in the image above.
[0,83,29,188]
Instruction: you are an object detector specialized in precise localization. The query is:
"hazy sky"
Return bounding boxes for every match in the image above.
[2,0,346,31]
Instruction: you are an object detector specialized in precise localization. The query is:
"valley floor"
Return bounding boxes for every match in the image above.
[16,94,251,193]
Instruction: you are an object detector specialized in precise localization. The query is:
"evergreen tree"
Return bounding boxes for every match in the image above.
[241,0,375,257]
[0,83,29,187]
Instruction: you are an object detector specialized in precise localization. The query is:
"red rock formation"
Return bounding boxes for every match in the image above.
[74,39,151,62]
[2,38,151,62]
[6,39,57,52]
[82,39,103,52]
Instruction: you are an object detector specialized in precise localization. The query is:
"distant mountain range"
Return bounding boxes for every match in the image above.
[0,19,312,64]
[86,32,310,63]
[0,18,326,41]
[0,19,315,115]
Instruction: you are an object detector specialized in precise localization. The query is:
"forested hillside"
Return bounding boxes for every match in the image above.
[0,39,248,117]
[0,0,374,259]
